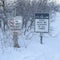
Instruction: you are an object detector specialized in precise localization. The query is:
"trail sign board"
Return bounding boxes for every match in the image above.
[8,16,23,30]
[34,13,49,33]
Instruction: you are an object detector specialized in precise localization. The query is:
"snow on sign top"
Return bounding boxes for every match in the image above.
[14,16,23,21]
[34,13,49,33]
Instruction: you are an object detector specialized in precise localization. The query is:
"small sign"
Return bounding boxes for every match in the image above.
[8,16,23,30]
[34,13,49,33]
[8,19,14,29]
[13,19,22,30]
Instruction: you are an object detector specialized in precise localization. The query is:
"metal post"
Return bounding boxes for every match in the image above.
[40,33,43,44]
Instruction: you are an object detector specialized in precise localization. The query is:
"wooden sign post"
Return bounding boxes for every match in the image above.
[8,16,23,48]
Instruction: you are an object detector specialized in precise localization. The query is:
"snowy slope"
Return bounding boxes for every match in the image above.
[0,12,60,60]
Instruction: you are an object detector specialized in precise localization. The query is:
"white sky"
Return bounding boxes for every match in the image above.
[54,0,60,4]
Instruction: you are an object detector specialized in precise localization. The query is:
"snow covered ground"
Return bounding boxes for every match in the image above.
[0,12,60,60]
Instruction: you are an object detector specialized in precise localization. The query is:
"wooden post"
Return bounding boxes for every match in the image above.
[13,31,20,48]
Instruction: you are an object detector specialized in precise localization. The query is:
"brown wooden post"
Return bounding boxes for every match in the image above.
[13,31,20,48]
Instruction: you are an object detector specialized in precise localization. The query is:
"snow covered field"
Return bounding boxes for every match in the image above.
[0,12,60,60]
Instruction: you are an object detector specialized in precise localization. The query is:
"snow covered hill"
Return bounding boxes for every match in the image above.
[0,12,60,60]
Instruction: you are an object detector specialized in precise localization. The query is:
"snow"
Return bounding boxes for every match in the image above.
[0,12,60,60]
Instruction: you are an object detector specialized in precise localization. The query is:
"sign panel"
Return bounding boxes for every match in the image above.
[13,19,22,30]
[8,19,14,29]
[8,16,23,30]
[34,13,49,33]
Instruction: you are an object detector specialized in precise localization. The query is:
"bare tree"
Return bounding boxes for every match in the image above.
[1,0,59,48]
[0,0,9,31]
[14,0,60,35]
